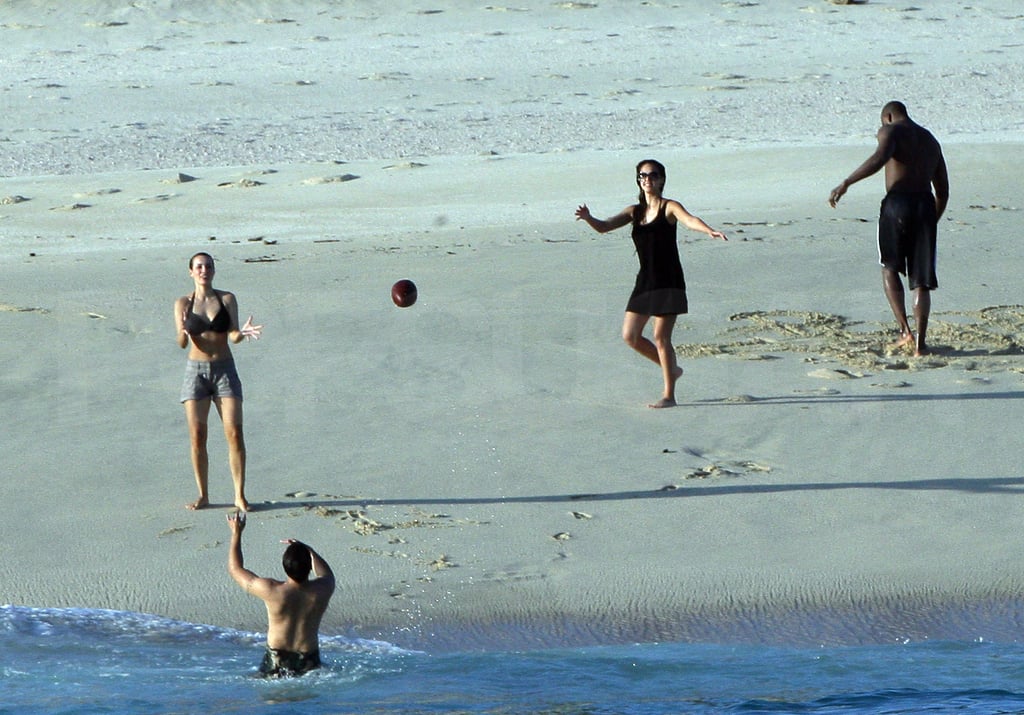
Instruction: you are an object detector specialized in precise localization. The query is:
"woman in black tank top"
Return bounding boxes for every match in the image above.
[174,252,263,511]
[575,160,727,408]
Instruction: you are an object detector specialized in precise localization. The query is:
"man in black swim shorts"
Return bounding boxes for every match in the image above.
[227,512,336,678]
[259,647,321,678]
[829,100,949,356]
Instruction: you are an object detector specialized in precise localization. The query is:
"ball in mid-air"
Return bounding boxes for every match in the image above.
[391,279,417,308]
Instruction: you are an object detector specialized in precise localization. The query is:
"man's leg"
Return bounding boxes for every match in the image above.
[882,268,915,352]
[912,287,931,356]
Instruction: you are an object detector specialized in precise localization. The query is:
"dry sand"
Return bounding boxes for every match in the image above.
[1,1,1023,651]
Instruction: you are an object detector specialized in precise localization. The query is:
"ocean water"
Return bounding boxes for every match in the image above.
[4,606,1024,714]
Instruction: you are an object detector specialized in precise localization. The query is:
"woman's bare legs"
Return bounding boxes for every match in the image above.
[649,314,680,408]
[622,311,681,408]
[214,396,249,512]
[184,398,212,510]
[184,396,249,511]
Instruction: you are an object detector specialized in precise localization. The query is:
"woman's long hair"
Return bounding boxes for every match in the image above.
[634,159,666,224]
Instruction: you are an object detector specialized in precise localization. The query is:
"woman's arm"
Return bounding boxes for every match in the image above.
[575,204,634,234]
[666,201,727,241]
[174,297,190,349]
[223,291,263,344]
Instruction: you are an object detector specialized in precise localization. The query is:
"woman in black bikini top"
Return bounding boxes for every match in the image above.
[183,290,232,335]
[174,252,263,512]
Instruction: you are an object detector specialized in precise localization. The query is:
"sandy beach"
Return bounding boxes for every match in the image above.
[2,1,1023,652]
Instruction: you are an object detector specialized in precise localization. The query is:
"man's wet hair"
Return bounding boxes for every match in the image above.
[282,543,312,582]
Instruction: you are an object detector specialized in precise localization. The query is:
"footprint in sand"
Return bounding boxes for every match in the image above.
[217,179,264,188]
[427,555,456,570]
[382,161,427,170]
[723,394,761,403]
[958,376,993,385]
[793,387,841,395]
[686,465,743,479]
[360,71,411,82]
[660,458,773,489]
[353,517,387,536]
[73,188,121,198]
[807,367,867,380]
[162,173,198,184]
[880,361,910,370]
[301,174,359,185]
[0,303,48,313]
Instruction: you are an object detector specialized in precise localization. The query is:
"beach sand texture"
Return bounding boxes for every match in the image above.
[2,1,1023,651]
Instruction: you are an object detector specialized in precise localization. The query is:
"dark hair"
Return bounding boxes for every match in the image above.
[634,159,666,223]
[881,100,908,118]
[282,543,312,582]
[189,252,215,270]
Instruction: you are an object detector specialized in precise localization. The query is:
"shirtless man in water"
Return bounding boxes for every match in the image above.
[227,511,335,677]
[829,101,949,356]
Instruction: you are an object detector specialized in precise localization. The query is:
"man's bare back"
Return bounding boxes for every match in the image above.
[882,121,945,197]
[828,101,949,358]
[260,569,333,653]
[829,101,948,217]
[227,512,336,674]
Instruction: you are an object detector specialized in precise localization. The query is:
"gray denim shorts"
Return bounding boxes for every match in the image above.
[179,359,243,403]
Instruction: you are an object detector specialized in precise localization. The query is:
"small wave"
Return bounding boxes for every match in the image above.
[731,688,1024,714]
[1,604,256,644]
[0,604,408,655]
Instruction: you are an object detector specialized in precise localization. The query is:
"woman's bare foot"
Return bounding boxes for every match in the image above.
[234,498,250,513]
[647,364,683,408]
[649,364,683,409]
[186,497,209,511]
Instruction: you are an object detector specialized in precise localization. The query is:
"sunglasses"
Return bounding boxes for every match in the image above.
[637,171,662,180]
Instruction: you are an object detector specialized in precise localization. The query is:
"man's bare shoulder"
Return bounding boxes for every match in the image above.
[920,125,942,149]
[246,575,287,601]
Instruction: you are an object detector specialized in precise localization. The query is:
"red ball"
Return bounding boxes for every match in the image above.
[391,279,417,308]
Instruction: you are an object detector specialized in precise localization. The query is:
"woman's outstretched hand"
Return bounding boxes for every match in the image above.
[240,315,263,340]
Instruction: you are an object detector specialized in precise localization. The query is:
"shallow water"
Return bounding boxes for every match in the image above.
[4,606,1024,714]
